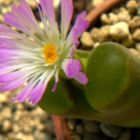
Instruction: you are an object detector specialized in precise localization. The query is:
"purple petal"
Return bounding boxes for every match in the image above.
[4,13,29,33]
[0,57,13,63]
[62,59,88,85]
[73,72,88,85]
[68,11,89,47]
[12,71,51,103]
[0,38,17,49]
[12,70,55,103]
[29,81,47,104]
[0,24,21,38]
[0,63,25,74]
[0,72,23,83]
[4,0,39,33]
[61,0,73,38]
[29,71,55,104]
[63,59,81,78]
[40,0,56,27]
[13,83,33,103]
[19,0,38,25]
[0,77,26,92]
[28,83,42,103]
[0,49,18,57]
[52,71,59,92]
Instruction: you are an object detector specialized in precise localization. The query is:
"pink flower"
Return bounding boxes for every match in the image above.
[0,0,89,104]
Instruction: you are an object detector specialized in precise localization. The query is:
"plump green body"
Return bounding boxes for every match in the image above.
[39,42,140,127]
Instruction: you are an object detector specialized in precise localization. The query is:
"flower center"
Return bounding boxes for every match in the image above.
[43,43,59,64]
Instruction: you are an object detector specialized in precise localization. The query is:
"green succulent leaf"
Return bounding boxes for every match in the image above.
[86,42,131,111]
[39,79,74,115]
[39,42,140,127]
[85,42,140,126]
[39,78,96,118]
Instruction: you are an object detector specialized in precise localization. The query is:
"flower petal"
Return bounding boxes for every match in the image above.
[61,0,73,38]
[4,13,29,33]
[29,70,55,104]
[40,0,56,27]
[62,59,88,85]
[73,72,88,85]
[63,59,81,78]
[4,0,40,34]
[68,11,89,47]
[29,81,47,104]
[0,72,23,83]
[0,76,26,92]
[0,24,21,38]
[13,84,33,103]
[52,71,59,92]
[0,49,17,58]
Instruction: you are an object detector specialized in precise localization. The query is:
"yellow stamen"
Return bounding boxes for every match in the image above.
[43,43,59,64]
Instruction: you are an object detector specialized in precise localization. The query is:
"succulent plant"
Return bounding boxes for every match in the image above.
[39,42,140,127]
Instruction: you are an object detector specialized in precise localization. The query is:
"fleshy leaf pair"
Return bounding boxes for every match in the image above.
[40,42,140,127]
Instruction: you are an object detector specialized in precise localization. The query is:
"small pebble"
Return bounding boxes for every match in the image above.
[118,10,131,22]
[100,123,123,138]
[75,124,84,134]
[46,120,55,135]
[100,14,112,24]
[84,121,100,133]
[44,134,54,140]
[122,35,135,47]
[129,48,139,56]
[137,7,140,16]
[15,132,26,140]
[2,120,12,132]
[13,124,21,133]
[22,135,34,140]
[0,0,13,5]
[136,43,140,51]
[126,0,139,10]
[100,25,110,40]
[67,120,76,130]
[1,108,12,119]
[109,22,130,39]
[118,130,131,140]
[109,13,119,23]
[53,0,60,8]
[91,26,110,42]
[129,16,140,29]
[81,32,94,47]
[83,133,107,140]
[1,7,10,14]
[16,104,24,110]
[0,94,8,103]
[133,29,140,41]
[71,134,81,140]
[92,0,104,6]
[26,0,38,8]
